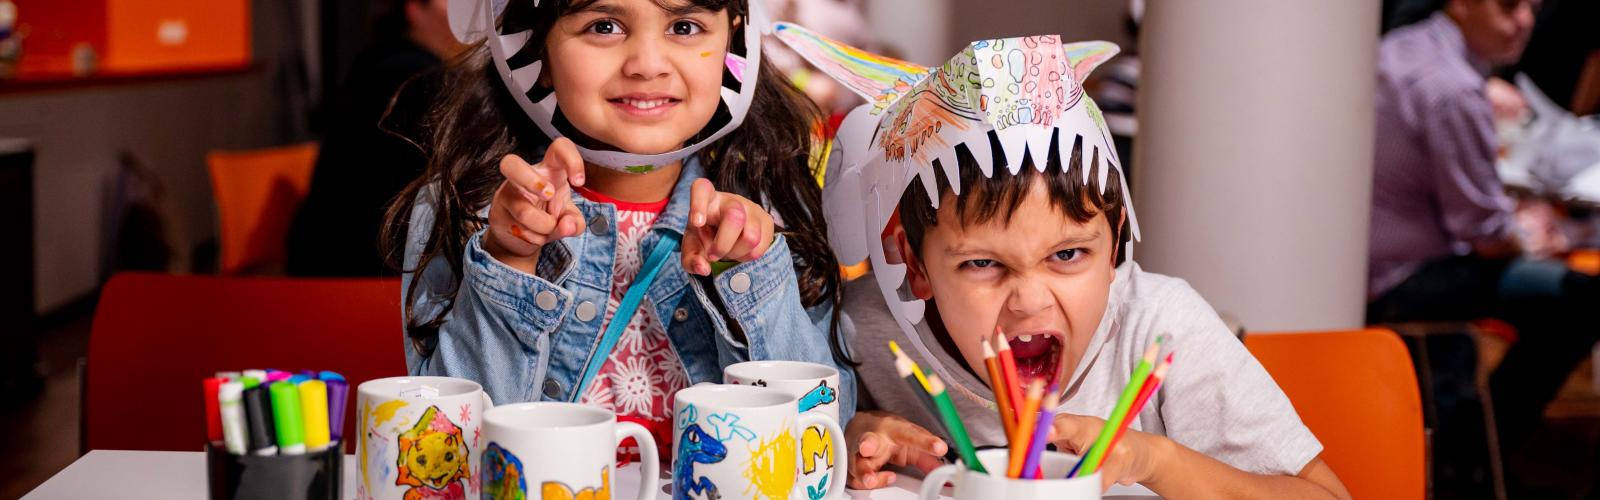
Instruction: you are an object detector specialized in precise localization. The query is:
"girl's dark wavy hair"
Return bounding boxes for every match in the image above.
[380,0,845,361]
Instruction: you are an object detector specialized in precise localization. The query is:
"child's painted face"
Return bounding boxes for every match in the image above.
[544,0,732,156]
[901,178,1119,393]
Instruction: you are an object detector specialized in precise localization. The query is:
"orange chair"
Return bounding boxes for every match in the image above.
[1245,329,1425,500]
[84,272,405,453]
[206,143,318,274]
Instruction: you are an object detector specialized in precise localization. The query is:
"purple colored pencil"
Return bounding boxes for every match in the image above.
[1021,390,1060,478]
[325,379,349,442]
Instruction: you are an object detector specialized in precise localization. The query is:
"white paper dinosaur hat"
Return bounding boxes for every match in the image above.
[773,23,1141,337]
[448,0,767,172]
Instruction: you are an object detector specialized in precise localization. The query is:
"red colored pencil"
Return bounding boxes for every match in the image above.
[994,328,1025,429]
[1104,353,1173,459]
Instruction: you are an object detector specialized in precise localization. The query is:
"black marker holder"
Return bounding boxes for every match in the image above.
[204,442,342,500]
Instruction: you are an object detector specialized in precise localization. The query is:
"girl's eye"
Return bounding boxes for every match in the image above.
[1053,249,1083,262]
[670,20,703,36]
[588,20,622,35]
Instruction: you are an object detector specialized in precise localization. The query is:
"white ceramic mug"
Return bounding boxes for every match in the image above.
[355,376,493,500]
[672,384,849,500]
[724,360,842,497]
[479,402,659,500]
[918,448,1101,500]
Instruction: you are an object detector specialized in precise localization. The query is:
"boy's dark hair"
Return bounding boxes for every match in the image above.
[898,130,1129,265]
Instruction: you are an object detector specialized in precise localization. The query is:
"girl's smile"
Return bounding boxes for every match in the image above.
[608,92,683,119]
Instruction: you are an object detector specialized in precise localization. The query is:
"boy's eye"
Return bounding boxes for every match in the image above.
[670,20,703,36]
[588,19,622,35]
[1053,249,1083,262]
[963,259,997,269]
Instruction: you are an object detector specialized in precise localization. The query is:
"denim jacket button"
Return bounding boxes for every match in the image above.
[535,291,557,311]
[541,378,563,400]
[673,308,689,322]
[575,301,597,321]
[588,215,608,236]
[729,272,751,294]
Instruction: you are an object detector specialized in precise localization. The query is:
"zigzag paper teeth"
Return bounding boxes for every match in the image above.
[997,129,1029,175]
[497,30,531,60]
[509,60,541,93]
[965,134,994,179]
[1083,145,1099,187]
[1098,149,1114,195]
[1025,127,1054,172]
[934,151,961,196]
[912,159,941,209]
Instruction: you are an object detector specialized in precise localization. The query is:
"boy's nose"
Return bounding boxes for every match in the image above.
[1003,274,1056,317]
[622,36,673,80]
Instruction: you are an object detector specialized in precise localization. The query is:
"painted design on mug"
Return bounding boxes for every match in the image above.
[541,467,610,500]
[396,405,471,499]
[481,442,527,500]
[676,405,699,431]
[797,381,836,413]
[743,427,797,500]
[805,475,829,500]
[707,412,757,443]
[674,424,727,500]
[799,426,834,474]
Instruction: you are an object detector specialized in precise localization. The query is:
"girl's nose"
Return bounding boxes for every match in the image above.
[622,36,673,80]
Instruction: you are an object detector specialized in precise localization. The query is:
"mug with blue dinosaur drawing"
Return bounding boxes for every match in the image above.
[724,361,842,499]
[672,384,848,500]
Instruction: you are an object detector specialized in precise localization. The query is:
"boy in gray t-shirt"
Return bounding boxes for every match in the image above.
[771,25,1349,498]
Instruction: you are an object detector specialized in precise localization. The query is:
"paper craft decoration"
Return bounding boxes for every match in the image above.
[447,0,768,172]
[773,23,1142,376]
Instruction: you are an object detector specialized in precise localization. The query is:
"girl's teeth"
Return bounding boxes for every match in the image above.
[1018,334,1034,342]
[626,99,668,109]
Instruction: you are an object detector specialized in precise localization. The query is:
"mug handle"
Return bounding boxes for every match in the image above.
[795,413,850,500]
[918,464,960,500]
[615,421,660,500]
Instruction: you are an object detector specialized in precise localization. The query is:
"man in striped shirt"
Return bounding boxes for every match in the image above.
[1365,0,1599,479]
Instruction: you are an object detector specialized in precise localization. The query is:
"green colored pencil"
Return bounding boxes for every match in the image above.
[927,374,987,473]
[1074,334,1167,476]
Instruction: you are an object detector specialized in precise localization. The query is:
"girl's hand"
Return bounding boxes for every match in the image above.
[1050,413,1167,492]
[682,178,776,276]
[483,138,588,273]
[845,411,948,489]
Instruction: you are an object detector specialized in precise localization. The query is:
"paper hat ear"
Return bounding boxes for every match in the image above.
[1062,41,1119,85]
[771,22,930,114]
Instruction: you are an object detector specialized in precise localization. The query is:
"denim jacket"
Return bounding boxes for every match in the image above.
[401,158,855,423]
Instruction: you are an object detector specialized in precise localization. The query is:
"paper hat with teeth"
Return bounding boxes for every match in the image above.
[773,23,1142,347]
[447,0,767,172]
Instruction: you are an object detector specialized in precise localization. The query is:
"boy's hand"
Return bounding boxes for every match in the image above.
[484,138,588,273]
[682,178,775,275]
[1050,413,1166,492]
[845,411,948,489]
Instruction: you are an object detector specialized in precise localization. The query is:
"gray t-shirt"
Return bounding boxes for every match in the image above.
[842,261,1323,476]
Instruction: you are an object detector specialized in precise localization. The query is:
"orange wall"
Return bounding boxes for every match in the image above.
[13,0,250,77]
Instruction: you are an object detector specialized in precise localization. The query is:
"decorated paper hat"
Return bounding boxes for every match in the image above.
[447,0,769,172]
[773,23,1141,342]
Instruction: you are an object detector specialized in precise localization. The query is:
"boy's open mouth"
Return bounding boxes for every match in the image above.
[1008,332,1062,387]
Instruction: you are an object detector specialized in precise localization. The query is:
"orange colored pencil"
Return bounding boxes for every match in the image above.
[994,328,1025,430]
[982,339,1019,442]
[1006,380,1045,478]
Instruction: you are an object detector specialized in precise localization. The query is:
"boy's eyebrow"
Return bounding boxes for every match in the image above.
[942,230,1101,258]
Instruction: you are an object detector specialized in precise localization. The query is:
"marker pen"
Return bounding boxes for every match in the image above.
[265,372,291,384]
[269,381,306,455]
[218,381,248,454]
[317,371,344,382]
[325,379,349,443]
[215,371,241,382]
[203,377,224,443]
[242,385,278,455]
[242,370,267,384]
[298,379,331,452]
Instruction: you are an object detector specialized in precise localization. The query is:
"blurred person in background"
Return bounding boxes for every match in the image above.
[1365,0,1600,494]
[287,0,463,276]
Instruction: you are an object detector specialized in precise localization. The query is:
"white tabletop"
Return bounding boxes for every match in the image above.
[24,450,1158,499]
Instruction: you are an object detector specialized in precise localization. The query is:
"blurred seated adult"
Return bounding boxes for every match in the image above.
[1365,0,1599,481]
[287,0,462,276]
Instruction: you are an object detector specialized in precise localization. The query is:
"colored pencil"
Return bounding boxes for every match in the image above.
[1101,353,1174,466]
[927,375,987,473]
[1021,390,1060,478]
[1070,335,1167,477]
[893,346,952,439]
[994,329,1025,430]
[889,341,933,392]
[1006,380,1045,478]
[982,339,1019,441]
